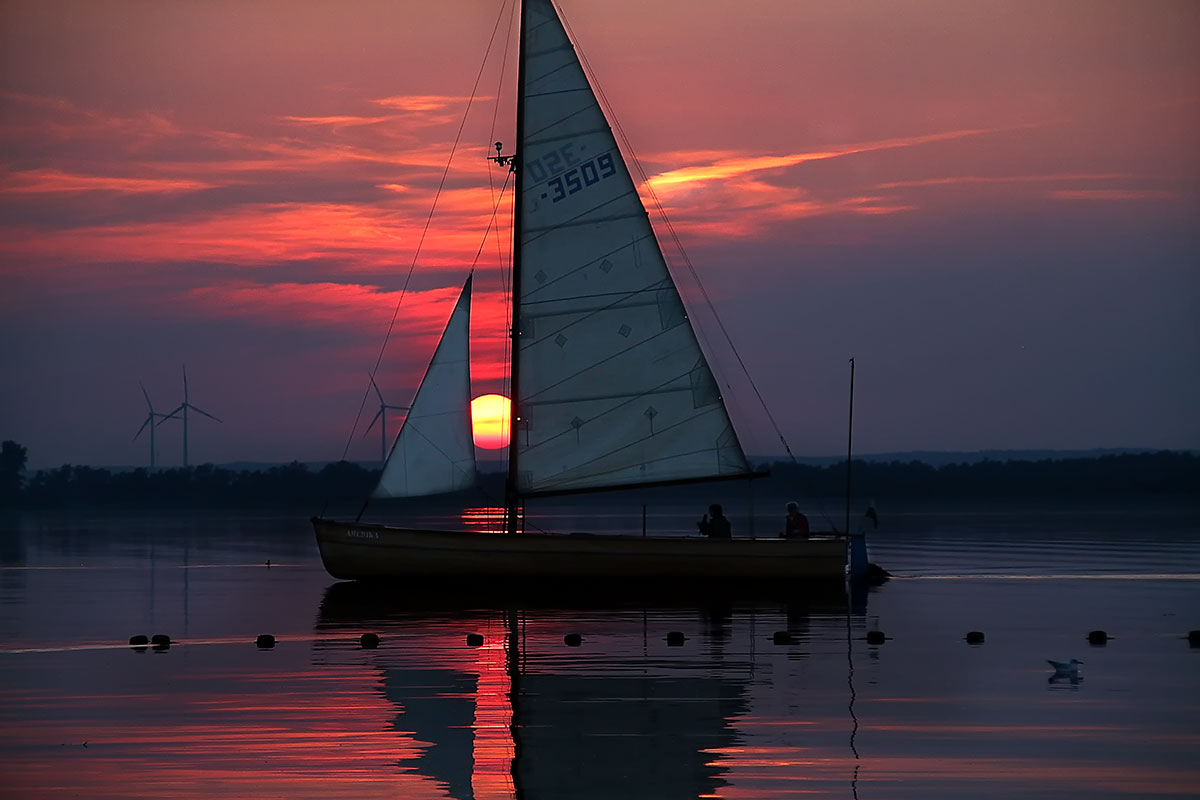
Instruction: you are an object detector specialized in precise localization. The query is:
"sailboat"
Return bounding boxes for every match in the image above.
[312,0,866,585]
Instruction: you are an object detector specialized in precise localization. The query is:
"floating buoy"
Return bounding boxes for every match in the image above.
[360,632,380,649]
[256,634,276,649]
[150,634,171,647]
[1086,630,1109,645]
[772,631,795,645]
[466,633,484,647]
[1188,630,1200,647]
[129,634,149,648]
[665,631,686,646]
[965,631,985,644]
[564,633,582,647]
[865,630,887,645]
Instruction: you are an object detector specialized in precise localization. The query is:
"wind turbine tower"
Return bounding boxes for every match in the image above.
[364,374,409,463]
[161,365,222,467]
[132,382,175,469]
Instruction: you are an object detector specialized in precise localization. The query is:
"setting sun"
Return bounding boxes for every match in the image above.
[470,394,510,450]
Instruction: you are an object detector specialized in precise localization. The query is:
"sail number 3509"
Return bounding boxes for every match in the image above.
[528,147,617,204]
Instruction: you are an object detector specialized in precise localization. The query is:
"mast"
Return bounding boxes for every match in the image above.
[845,357,871,581]
[505,0,529,536]
[844,357,855,535]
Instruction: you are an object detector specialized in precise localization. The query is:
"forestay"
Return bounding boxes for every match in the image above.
[374,276,477,498]
[514,0,751,495]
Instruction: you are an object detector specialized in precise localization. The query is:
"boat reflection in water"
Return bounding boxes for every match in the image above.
[315,580,863,800]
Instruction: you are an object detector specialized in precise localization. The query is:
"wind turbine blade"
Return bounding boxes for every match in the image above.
[140,381,153,412]
[183,365,189,401]
[133,415,151,441]
[158,405,184,425]
[369,373,385,404]
[189,404,222,423]
[364,408,383,435]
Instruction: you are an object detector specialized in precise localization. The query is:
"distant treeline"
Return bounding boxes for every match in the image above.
[760,450,1198,499]
[14,461,380,508]
[1,441,1196,509]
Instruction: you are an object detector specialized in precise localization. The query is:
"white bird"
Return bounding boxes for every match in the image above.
[1047,658,1083,673]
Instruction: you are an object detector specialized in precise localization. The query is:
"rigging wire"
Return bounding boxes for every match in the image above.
[486,0,517,325]
[323,0,515,515]
[557,6,799,467]
[487,1,518,541]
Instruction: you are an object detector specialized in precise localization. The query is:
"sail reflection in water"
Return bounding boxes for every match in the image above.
[314,585,856,800]
[375,644,516,799]
[516,672,746,797]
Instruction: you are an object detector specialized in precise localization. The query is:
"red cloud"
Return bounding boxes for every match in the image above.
[874,173,1128,190]
[2,168,215,194]
[645,127,1008,194]
[633,127,1025,238]
[372,95,485,112]
[1049,189,1177,201]
[0,198,510,273]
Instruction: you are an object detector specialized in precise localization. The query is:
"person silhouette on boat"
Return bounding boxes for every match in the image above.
[783,501,809,539]
[698,503,732,539]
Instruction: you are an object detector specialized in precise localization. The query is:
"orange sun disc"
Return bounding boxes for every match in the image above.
[470,394,511,449]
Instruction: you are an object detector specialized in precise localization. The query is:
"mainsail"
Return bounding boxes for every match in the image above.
[513,0,751,495]
[373,276,476,498]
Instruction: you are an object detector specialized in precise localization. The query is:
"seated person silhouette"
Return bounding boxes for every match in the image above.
[697,503,732,539]
[783,502,809,538]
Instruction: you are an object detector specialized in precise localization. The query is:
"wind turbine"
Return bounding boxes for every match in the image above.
[363,374,408,463]
[160,365,222,467]
[132,382,175,469]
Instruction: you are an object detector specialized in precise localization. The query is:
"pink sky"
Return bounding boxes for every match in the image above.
[2,0,1197,468]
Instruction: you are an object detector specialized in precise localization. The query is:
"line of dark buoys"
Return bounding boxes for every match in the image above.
[125,627,1195,652]
[854,629,1130,646]
[852,628,1200,647]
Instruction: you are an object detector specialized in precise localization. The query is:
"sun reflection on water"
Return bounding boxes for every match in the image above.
[460,507,509,535]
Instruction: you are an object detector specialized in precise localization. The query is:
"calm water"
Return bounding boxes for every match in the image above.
[1,499,1198,799]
